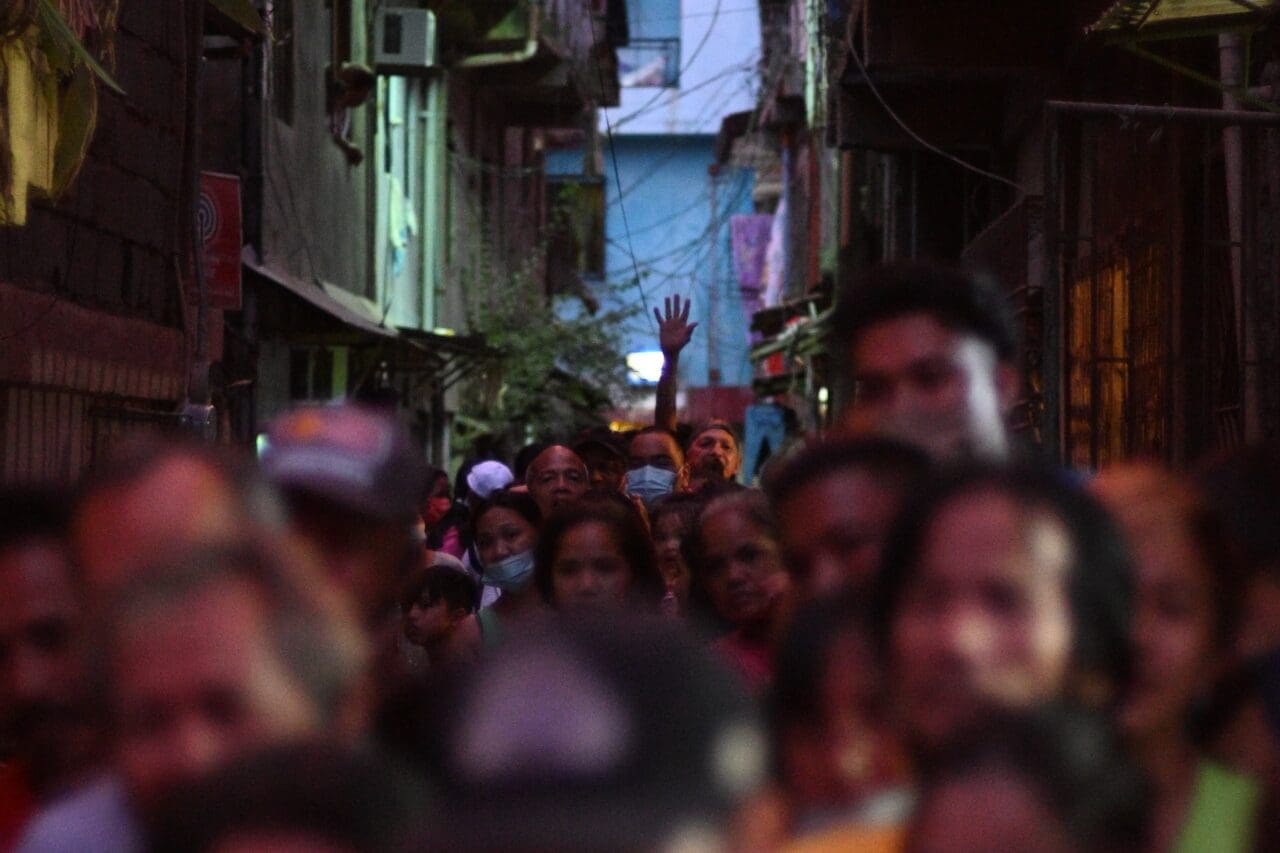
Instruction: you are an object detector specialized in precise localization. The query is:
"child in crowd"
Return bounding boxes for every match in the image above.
[648,492,703,616]
[400,563,480,668]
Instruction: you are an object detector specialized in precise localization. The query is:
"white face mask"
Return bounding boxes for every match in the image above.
[482,549,536,591]
[625,465,678,506]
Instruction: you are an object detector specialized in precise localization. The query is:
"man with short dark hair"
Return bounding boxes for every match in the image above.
[573,429,628,494]
[261,404,428,628]
[17,541,367,853]
[624,427,686,507]
[830,263,1021,462]
[685,421,742,493]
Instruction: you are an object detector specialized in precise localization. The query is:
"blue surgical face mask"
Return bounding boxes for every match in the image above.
[482,549,535,591]
[625,465,678,506]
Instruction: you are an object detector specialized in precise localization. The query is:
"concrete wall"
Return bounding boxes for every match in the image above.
[261,0,372,299]
[0,0,198,483]
[0,2,191,329]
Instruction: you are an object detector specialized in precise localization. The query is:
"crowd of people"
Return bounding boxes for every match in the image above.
[2,262,1280,851]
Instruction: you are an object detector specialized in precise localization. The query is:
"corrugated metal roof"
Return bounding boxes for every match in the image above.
[1089,0,1276,35]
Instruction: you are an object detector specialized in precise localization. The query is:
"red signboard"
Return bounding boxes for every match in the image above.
[187,172,242,310]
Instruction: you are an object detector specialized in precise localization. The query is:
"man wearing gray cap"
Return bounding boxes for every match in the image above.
[261,404,428,628]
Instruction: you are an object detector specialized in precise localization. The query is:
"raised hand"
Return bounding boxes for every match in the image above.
[655,294,698,357]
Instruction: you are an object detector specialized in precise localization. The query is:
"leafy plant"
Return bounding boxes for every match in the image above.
[455,252,639,456]
[34,0,122,93]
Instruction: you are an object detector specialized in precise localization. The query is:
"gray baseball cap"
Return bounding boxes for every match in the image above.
[262,404,427,520]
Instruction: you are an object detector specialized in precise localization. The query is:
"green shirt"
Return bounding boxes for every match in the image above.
[1175,761,1261,853]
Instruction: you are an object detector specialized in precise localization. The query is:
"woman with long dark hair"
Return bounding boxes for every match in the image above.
[533,496,665,614]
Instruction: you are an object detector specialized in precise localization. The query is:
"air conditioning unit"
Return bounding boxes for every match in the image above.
[374,8,437,75]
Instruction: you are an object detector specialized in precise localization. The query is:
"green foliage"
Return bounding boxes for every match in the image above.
[455,255,638,455]
[34,0,122,93]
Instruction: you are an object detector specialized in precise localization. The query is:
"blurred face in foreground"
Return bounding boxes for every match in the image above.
[1118,528,1217,743]
[74,455,243,591]
[283,493,409,625]
[112,577,320,809]
[0,538,89,795]
[550,521,634,611]
[890,489,1074,753]
[527,447,589,517]
[842,313,1016,462]
[699,505,790,631]
[776,467,907,599]
[1091,471,1219,742]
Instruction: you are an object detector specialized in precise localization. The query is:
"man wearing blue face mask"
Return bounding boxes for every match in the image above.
[625,428,687,507]
[469,491,546,646]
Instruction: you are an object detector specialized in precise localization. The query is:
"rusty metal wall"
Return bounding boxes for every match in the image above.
[0,385,177,484]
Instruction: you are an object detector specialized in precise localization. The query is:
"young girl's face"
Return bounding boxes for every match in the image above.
[404,592,458,647]
[652,511,691,605]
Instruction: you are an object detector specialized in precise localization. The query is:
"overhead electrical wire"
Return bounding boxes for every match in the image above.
[586,8,655,332]
[606,0,728,131]
[843,21,1024,193]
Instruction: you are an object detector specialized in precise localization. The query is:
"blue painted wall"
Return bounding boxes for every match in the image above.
[545,1,760,390]
[548,137,755,388]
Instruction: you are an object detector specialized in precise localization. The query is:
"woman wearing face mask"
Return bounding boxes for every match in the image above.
[470,490,545,646]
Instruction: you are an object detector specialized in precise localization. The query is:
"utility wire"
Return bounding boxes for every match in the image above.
[587,13,654,332]
[609,55,759,131]
[600,50,789,282]
[606,0,727,131]
[844,22,1024,193]
[627,4,758,26]
[601,162,754,278]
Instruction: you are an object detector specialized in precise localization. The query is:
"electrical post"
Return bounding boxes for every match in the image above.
[708,163,721,386]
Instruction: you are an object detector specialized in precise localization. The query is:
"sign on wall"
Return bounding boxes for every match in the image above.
[187,171,242,310]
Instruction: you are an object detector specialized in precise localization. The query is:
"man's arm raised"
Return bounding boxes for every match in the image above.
[654,294,697,434]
